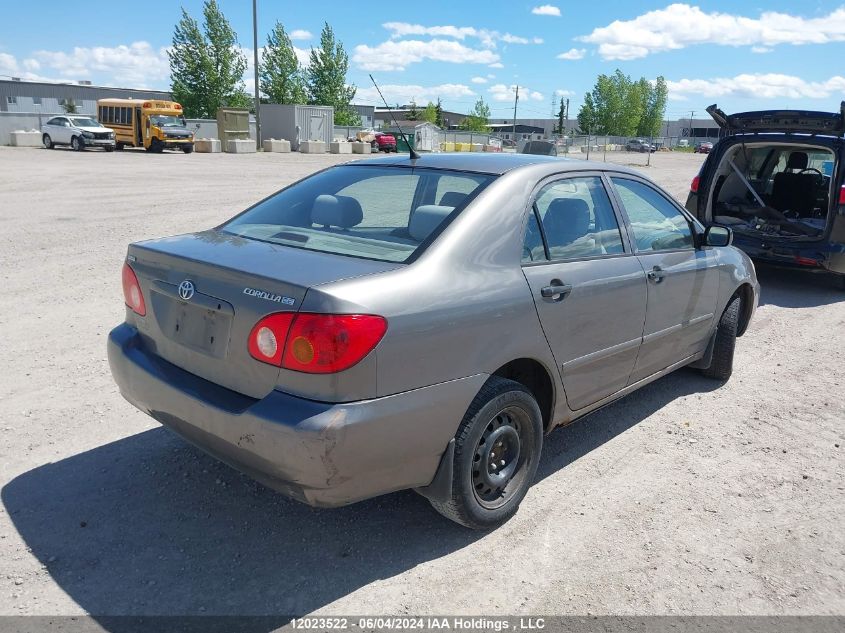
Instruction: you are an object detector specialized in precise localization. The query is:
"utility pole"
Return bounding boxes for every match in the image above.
[252,0,261,150]
[688,110,695,144]
[565,98,569,134]
[512,85,519,143]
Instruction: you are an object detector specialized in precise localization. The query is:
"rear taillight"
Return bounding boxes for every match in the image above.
[839,185,845,206]
[690,175,700,193]
[248,312,387,373]
[248,313,295,366]
[121,262,146,316]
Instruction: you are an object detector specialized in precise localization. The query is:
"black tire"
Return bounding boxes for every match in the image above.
[71,136,84,151]
[115,142,125,151]
[43,134,54,149]
[429,376,543,529]
[701,294,741,381]
[104,145,115,152]
[182,144,194,154]
[146,139,163,153]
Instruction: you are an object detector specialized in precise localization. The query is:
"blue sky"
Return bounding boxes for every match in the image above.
[1,1,844,121]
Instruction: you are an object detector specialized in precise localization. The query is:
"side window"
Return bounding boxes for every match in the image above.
[522,210,545,262]
[611,178,694,251]
[533,176,625,260]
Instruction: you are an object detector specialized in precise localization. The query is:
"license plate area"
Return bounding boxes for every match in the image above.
[150,289,233,358]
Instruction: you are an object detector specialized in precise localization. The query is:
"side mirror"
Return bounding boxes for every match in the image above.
[704,225,732,247]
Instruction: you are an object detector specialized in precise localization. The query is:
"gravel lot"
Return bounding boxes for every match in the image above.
[0,146,843,617]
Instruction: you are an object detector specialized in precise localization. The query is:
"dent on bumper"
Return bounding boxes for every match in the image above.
[107,323,485,507]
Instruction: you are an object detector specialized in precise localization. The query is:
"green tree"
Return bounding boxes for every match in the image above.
[307,22,360,125]
[556,97,565,135]
[434,98,444,127]
[638,76,668,137]
[459,97,490,132]
[61,98,79,114]
[577,69,667,136]
[169,1,249,118]
[260,21,307,104]
[421,101,437,124]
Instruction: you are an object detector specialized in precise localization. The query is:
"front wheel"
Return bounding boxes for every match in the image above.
[701,294,741,381]
[182,144,194,154]
[71,136,84,151]
[43,134,54,149]
[104,145,115,152]
[429,376,543,529]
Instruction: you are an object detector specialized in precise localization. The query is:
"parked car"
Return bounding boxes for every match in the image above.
[625,138,654,153]
[695,141,714,154]
[686,103,845,287]
[521,140,557,156]
[109,153,759,529]
[372,132,397,152]
[41,115,116,152]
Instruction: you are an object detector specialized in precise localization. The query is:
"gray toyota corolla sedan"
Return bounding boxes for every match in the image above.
[108,153,759,529]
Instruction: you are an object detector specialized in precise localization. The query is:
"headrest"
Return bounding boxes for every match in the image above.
[408,205,453,242]
[545,198,590,229]
[311,195,363,229]
[439,192,468,207]
[786,152,808,171]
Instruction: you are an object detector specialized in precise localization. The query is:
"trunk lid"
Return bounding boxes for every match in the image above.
[707,102,845,135]
[127,230,402,399]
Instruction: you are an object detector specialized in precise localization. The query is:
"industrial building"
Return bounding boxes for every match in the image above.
[0,79,172,115]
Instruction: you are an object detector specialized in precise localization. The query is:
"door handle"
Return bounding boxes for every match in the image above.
[647,266,666,283]
[540,281,573,299]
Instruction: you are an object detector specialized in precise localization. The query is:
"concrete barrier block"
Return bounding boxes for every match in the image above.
[263,139,291,153]
[442,142,455,152]
[330,141,352,154]
[194,138,221,153]
[299,140,326,154]
[10,131,43,147]
[226,139,256,153]
[351,142,370,154]
[471,143,483,152]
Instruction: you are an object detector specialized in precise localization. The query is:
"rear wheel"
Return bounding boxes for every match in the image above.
[429,376,543,529]
[701,294,741,381]
[182,144,194,154]
[71,136,84,151]
[43,134,54,149]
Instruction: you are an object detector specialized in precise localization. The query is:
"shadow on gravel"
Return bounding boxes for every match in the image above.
[756,263,844,308]
[3,369,719,629]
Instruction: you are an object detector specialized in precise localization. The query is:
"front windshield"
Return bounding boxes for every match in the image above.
[222,166,494,263]
[150,115,186,127]
[69,117,100,128]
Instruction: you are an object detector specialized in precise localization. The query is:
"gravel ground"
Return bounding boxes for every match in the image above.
[0,146,843,617]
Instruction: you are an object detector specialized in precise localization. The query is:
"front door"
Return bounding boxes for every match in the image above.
[607,176,719,383]
[521,174,648,411]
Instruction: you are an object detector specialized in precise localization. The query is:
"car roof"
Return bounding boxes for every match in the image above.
[350,152,639,176]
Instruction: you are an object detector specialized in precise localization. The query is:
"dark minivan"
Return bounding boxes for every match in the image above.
[686,103,845,287]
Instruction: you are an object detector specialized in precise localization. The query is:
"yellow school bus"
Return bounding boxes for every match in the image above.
[97,98,194,153]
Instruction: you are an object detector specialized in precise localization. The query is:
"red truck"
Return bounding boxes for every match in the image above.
[372,132,397,152]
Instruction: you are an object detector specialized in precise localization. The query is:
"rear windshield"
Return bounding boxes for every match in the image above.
[222,166,494,262]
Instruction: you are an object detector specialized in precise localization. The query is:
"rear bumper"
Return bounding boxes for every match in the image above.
[732,234,845,275]
[107,323,484,507]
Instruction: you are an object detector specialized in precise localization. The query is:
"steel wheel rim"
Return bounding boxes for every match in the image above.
[72,137,79,150]
[44,135,51,148]
[471,406,531,509]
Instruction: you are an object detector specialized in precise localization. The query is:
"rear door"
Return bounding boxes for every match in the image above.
[608,176,718,383]
[521,173,647,411]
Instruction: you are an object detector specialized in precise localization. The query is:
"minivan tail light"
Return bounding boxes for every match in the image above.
[839,185,845,206]
[248,313,387,372]
[690,175,700,193]
[121,263,146,316]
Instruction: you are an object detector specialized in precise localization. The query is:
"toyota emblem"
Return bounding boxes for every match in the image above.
[178,280,195,301]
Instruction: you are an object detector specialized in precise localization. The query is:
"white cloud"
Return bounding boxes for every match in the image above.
[355,83,476,105]
[488,62,504,69]
[580,4,845,60]
[289,30,313,41]
[557,48,586,60]
[471,76,488,84]
[487,73,496,78]
[489,83,544,102]
[353,39,499,71]
[667,73,845,100]
[30,41,170,87]
[555,89,576,97]
[381,22,543,49]
[751,46,772,53]
[532,5,561,17]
